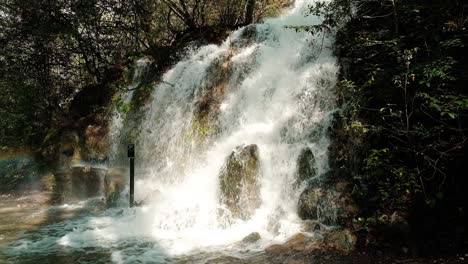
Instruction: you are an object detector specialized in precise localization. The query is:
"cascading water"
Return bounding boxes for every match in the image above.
[3,0,338,262]
[108,58,151,166]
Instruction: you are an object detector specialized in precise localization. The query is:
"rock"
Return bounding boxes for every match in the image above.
[69,84,112,118]
[334,180,350,192]
[376,211,410,238]
[59,132,82,166]
[378,214,389,223]
[242,232,261,243]
[219,144,261,220]
[265,243,290,254]
[297,187,323,220]
[51,170,72,204]
[285,233,308,251]
[301,219,322,232]
[297,180,359,226]
[265,233,313,254]
[104,168,126,206]
[71,166,105,198]
[323,228,357,252]
[81,114,109,161]
[232,24,257,48]
[295,148,316,186]
[267,207,286,234]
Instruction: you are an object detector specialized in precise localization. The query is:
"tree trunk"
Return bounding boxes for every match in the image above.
[244,0,255,25]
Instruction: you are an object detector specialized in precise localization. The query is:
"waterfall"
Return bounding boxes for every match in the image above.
[5,0,338,261]
[132,0,337,253]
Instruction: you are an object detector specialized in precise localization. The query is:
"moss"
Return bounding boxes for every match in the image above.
[186,116,215,145]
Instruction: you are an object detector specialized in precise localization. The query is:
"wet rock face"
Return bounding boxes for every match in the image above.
[298,187,326,222]
[219,144,261,220]
[232,24,257,48]
[59,132,82,166]
[265,229,357,254]
[81,114,109,162]
[297,180,359,226]
[295,148,316,187]
[51,166,106,203]
[242,232,261,243]
[323,228,357,252]
[71,167,105,198]
[104,168,126,206]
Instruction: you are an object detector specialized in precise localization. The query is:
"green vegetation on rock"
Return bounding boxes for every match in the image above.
[219,144,261,220]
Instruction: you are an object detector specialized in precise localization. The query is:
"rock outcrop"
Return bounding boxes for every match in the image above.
[297,180,359,226]
[295,148,317,187]
[104,168,126,206]
[265,229,357,254]
[70,166,105,198]
[219,144,261,220]
[242,232,261,243]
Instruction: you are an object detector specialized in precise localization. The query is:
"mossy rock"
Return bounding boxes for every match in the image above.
[219,144,261,220]
[297,180,359,226]
[295,148,316,187]
[297,187,323,221]
[323,228,357,252]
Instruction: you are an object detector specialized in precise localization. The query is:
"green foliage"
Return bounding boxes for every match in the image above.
[112,94,132,116]
[360,148,421,210]
[0,0,286,149]
[317,0,468,244]
[418,58,456,88]
[186,117,214,143]
[286,0,352,35]
[420,93,468,119]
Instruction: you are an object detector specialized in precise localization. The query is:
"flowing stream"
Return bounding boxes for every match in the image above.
[1,0,338,263]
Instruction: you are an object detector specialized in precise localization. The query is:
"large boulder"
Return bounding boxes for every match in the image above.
[297,187,330,223]
[323,228,357,252]
[265,233,310,254]
[70,166,105,198]
[298,180,359,226]
[242,232,261,243]
[219,144,261,220]
[265,229,357,254]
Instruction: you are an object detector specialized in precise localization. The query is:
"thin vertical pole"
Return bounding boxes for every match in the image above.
[130,157,134,207]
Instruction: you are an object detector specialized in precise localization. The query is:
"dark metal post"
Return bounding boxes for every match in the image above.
[128,144,135,207]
